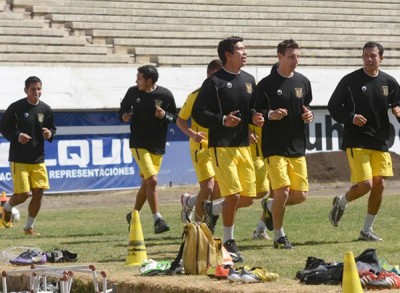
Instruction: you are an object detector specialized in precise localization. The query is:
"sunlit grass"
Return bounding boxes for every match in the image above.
[1,191,399,292]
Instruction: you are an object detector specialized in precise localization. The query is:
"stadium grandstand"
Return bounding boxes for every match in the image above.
[0,0,399,67]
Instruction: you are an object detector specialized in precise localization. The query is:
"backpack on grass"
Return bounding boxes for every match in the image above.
[168,222,223,275]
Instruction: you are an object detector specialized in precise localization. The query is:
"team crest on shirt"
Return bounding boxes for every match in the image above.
[245,83,252,94]
[24,113,29,118]
[227,82,232,88]
[37,113,44,123]
[136,98,141,103]
[382,86,389,96]
[362,86,367,92]
[295,88,303,98]
[277,89,282,95]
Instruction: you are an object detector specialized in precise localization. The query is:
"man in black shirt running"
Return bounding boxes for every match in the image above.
[0,76,56,236]
[256,39,314,249]
[328,41,400,241]
[120,65,177,234]
[193,36,264,262]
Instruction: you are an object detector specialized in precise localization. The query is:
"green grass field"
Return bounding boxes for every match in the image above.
[1,188,399,292]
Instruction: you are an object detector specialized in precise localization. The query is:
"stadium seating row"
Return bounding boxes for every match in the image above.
[0,0,399,66]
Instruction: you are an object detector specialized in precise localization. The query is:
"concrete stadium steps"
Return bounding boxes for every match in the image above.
[9,0,400,10]
[90,30,399,43]
[13,0,400,16]
[0,27,66,37]
[28,5,400,21]
[64,19,400,31]
[0,10,25,19]
[132,47,400,59]
[148,56,400,67]
[1,0,400,66]
[0,44,109,54]
[0,53,131,63]
[0,35,86,46]
[0,19,47,28]
[46,12,400,25]
[114,38,400,49]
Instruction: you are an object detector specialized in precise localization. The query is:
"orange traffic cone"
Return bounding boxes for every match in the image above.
[0,191,7,204]
[342,251,363,293]
[125,210,148,266]
[0,191,7,229]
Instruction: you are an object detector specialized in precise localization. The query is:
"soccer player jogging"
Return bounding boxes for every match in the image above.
[120,65,177,234]
[256,39,314,249]
[177,59,223,226]
[328,41,400,241]
[0,76,56,236]
[192,36,264,262]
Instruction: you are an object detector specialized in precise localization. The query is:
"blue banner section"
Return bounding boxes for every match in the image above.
[0,111,194,194]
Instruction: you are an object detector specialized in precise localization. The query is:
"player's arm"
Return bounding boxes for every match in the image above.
[0,107,19,142]
[328,77,355,124]
[192,78,223,128]
[43,109,56,142]
[160,92,177,124]
[119,88,133,123]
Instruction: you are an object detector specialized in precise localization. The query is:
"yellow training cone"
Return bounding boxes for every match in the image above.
[342,251,363,293]
[125,210,148,266]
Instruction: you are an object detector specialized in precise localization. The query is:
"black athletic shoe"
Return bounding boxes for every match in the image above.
[203,200,219,234]
[273,236,293,249]
[223,239,244,263]
[329,195,346,227]
[154,218,170,234]
[126,212,132,231]
[261,198,273,231]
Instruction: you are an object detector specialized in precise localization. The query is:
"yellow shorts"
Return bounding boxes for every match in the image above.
[131,148,163,180]
[253,155,269,194]
[210,146,256,197]
[346,148,393,183]
[191,148,215,182]
[266,156,309,191]
[11,162,50,194]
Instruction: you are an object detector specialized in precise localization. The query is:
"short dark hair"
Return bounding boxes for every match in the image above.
[217,36,244,65]
[277,39,300,56]
[25,76,42,89]
[206,59,222,76]
[363,41,384,57]
[137,65,159,84]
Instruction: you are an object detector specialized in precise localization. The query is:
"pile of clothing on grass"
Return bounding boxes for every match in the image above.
[296,248,400,290]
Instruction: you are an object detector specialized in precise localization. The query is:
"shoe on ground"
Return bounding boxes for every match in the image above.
[180,193,194,223]
[24,228,41,236]
[213,264,231,279]
[273,236,293,249]
[10,249,47,265]
[203,200,219,234]
[223,239,244,263]
[365,271,400,289]
[252,229,271,240]
[154,218,170,234]
[359,269,379,288]
[46,249,77,263]
[261,198,273,231]
[240,266,279,283]
[329,195,346,227]
[358,230,383,242]
[227,266,242,282]
[1,208,12,228]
